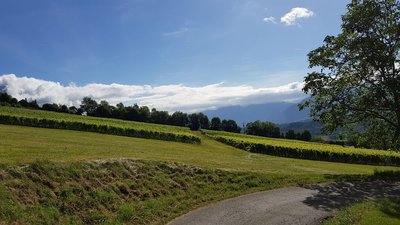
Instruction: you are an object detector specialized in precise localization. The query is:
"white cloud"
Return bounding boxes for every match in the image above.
[0,74,306,112]
[280,7,314,26]
[163,27,189,37]
[263,16,277,24]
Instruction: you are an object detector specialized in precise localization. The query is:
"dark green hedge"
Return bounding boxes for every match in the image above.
[208,135,400,166]
[0,115,201,144]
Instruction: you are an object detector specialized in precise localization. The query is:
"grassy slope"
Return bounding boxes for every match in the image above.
[323,198,400,225]
[0,160,327,225]
[1,124,398,175]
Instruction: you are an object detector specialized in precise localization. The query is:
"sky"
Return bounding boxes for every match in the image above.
[0,0,351,112]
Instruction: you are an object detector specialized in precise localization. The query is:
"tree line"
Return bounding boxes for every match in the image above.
[245,120,311,141]
[0,92,312,141]
[0,93,242,132]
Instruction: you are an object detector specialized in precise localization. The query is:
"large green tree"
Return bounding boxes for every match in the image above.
[300,0,400,149]
[245,120,281,138]
[210,117,222,130]
[80,97,98,115]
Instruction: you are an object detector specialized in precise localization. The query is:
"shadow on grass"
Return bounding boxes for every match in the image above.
[301,170,400,212]
[323,170,400,183]
[379,198,400,219]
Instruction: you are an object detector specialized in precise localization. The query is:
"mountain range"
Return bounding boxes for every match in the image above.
[203,100,311,126]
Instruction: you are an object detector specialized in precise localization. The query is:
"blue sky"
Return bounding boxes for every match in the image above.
[0,0,351,112]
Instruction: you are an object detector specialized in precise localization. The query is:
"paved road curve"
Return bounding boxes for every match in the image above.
[168,181,400,225]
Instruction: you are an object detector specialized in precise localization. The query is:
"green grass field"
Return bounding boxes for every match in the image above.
[1,124,398,174]
[1,109,400,224]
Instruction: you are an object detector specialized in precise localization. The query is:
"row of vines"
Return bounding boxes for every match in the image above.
[0,115,200,144]
[202,130,400,166]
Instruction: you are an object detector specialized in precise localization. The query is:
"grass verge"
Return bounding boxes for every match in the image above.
[322,198,400,225]
[0,159,327,225]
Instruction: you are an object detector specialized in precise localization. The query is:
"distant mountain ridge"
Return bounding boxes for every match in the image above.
[203,100,311,126]
[279,120,323,136]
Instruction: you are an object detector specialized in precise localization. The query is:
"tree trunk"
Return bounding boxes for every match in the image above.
[393,126,400,150]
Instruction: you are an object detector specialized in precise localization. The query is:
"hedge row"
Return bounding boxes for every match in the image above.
[0,115,201,144]
[206,134,400,166]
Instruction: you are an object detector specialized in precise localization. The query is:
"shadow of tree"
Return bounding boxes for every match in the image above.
[302,180,400,212]
[379,198,400,218]
[321,170,400,183]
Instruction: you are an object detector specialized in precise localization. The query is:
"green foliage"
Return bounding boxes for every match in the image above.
[348,121,400,150]
[301,130,312,141]
[220,119,241,133]
[18,98,40,109]
[210,117,221,130]
[42,103,61,112]
[198,113,210,129]
[301,0,400,150]
[169,111,189,127]
[280,120,323,136]
[188,113,201,130]
[80,97,98,115]
[150,108,170,124]
[285,129,296,139]
[202,130,400,166]
[0,92,18,105]
[188,113,209,130]
[0,106,200,144]
[246,120,281,138]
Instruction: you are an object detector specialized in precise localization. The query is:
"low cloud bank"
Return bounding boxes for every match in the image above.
[0,74,306,112]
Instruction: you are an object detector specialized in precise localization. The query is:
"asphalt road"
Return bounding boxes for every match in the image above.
[168,181,400,225]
